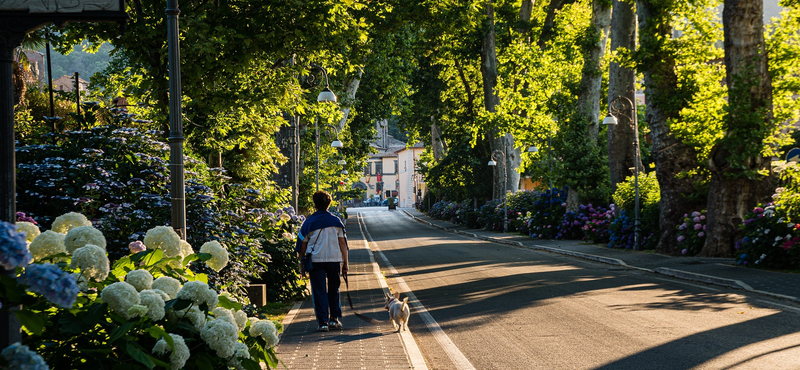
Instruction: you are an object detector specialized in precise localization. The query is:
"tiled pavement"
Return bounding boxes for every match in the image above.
[274,215,414,370]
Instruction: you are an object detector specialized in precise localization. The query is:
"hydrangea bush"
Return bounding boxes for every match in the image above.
[675,210,707,256]
[15,110,306,303]
[735,204,800,268]
[0,216,282,369]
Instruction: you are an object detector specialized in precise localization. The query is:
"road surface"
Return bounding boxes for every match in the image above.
[355,207,800,369]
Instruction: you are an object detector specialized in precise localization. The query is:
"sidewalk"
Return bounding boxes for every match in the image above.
[402,208,800,303]
[274,215,417,369]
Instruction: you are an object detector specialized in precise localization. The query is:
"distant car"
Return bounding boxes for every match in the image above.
[380,199,388,206]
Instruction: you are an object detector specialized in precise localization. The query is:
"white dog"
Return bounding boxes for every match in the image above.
[385,292,410,332]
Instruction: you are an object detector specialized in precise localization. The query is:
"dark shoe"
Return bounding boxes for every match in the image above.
[328,319,343,329]
[317,324,329,332]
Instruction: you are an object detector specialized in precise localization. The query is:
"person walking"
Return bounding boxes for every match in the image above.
[296,191,349,332]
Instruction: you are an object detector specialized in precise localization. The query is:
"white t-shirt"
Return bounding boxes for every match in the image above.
[306,227,345,263]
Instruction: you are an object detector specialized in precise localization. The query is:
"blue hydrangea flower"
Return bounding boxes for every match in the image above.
[18,263,79,308]
[0,221,31,270]
[1,342,49,370]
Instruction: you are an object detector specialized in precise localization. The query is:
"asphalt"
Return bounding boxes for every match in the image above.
[402,208,800,303]
[273,207,800,369]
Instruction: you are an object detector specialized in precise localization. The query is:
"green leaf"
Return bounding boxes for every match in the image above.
[126,342,155,369]
[109,321,134,343]
[182,253,199,265]
[217,294,242,311]
[195,354,215,370]
[195,252,213,262]
[240,359,262,370]
[14,310,46,335]
[165,298,192,312]
[146,326,174,350]
[143,249,164,267]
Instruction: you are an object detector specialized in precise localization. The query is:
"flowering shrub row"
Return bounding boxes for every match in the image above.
[15,112,306,303]
[1,214,281,369]
[424,185,661,251]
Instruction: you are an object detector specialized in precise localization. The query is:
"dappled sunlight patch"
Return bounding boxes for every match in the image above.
[695,332,800,369]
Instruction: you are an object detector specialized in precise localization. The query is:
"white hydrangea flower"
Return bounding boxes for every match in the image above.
[143,226,182,258]
[28,230,67,261]
[128,304,148,318]
[101,282,140,319]
[233,342,250,359]
[167,305,207,330]
[183,306,207,330]
[201,319,239,358]
[234,310,248,331]
[179,239,194,257]
[51,212,92,234]
[249,319,279,348]
[212,307,236,326]
[70,244,109,281]
[72,272,89,292]
[152,288,171,302]
[152,333,190,370]
[139,289,166,321]
[176,281,218,310]
[227,342,251,369]
[15,222,40,243]
[64,225,107,254]
[125,269,154,291]
[151,276,181,299]
[199,241,229,272]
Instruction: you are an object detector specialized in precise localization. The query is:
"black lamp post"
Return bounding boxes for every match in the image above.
[488,147,508,233]
[166,0,186,239]
[604,94,641,250]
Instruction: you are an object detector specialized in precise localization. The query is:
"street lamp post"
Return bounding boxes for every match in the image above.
[166,0,187,240]
[488,148,508,233]
[309,64,339,192]
[603,93,641,250]
[315,120,343,192]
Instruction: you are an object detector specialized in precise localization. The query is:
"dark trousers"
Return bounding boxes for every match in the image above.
[309,261,342,326]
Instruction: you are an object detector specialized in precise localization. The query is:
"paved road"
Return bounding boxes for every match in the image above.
[356,207,800,369]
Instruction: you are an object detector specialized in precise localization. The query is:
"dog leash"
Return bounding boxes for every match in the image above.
[342,272,383,324]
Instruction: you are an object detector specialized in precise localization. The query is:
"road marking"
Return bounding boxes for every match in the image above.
[651,277,721,292]
[757,300,800,314]
[356,213,429,370]
[358,213,475,370]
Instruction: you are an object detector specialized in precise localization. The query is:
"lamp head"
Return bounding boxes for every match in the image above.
[331,139,344,148]
[337,159,347,165]
[317,87,338,103]
[341,169,349,175]
[488,160,497,166]
[527,145,538,153]
[603,113,618,125]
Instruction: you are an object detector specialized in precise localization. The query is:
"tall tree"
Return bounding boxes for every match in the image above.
[703,0,775,256]
[482,0,507,200]
[606,0,640,192]
[635,0,705,254]
[562,0,612,209]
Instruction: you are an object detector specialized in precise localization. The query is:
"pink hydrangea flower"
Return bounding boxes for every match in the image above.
[128,241,147,254]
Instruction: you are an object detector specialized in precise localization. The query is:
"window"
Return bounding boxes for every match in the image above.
[376,162,383,175]
[394,160,398,174]
[364,163,371,175]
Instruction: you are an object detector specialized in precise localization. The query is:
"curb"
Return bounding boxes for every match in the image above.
[401,210,800,304]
